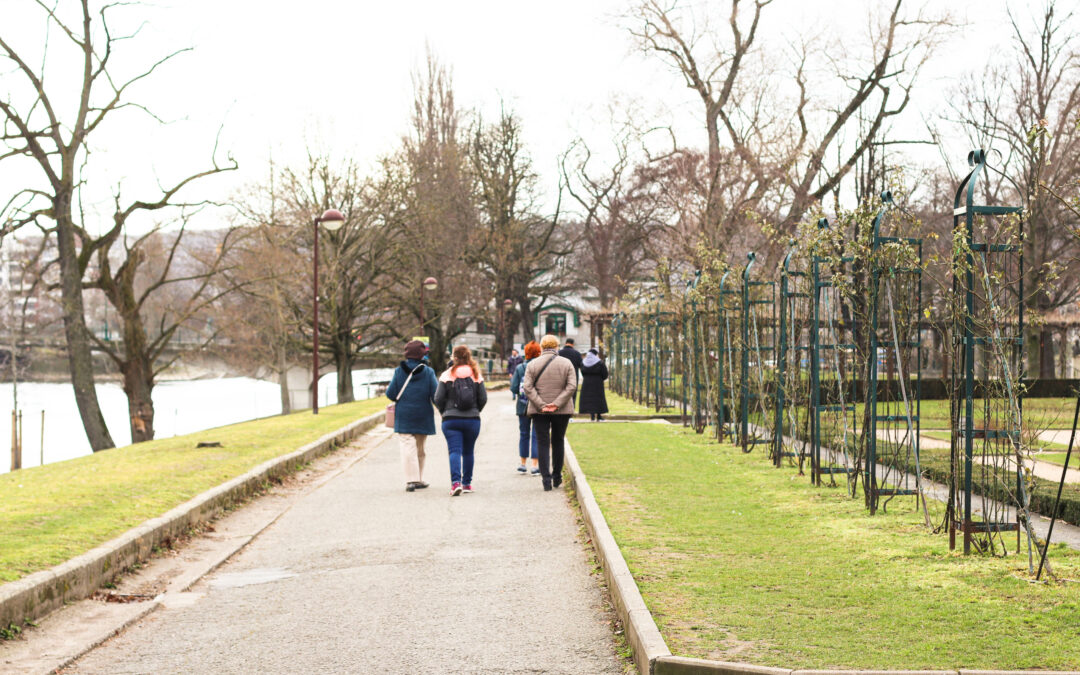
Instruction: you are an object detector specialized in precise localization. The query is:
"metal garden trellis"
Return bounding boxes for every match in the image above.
[775,240,812,470]
[865,191,928,518]
[717,268,741,442]
[949,148,1030,556]
[810,218,858,488]
[739,252,776,454]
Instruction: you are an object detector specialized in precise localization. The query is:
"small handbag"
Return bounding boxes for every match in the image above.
[385,365,422,428]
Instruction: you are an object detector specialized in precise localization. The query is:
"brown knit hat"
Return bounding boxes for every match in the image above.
[403,340,427,360]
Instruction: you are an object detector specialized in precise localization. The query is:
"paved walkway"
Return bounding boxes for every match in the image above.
[62,399,622,674]
[876,428,1080,483]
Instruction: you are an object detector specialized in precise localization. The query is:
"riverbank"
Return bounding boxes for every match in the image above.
[1,370,396,473]
[0,397,386,585]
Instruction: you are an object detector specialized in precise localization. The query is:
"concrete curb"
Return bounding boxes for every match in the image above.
[564,440,672,675]
[565,440,1080,675]
[0,411,382,632]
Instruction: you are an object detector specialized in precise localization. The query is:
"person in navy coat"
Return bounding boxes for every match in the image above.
[386,340,439,492]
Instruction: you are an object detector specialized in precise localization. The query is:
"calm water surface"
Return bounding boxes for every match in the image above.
[0,369,393,474]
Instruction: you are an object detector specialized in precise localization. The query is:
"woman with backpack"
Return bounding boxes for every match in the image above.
[522,334,577,491]
[385,340,440,492]
[434,345,488,496]
[510,340,541,475]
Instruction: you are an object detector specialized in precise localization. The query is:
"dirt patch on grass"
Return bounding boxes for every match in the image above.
[664,617,772,663]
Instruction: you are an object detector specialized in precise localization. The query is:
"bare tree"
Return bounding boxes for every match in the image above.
[82,214,242,443]
[628,0,951,264]
[373,53,486,372]
[469,107,572,354]
[284,155,396,403]
[219,162,303,413]
[0,1,235,449]
[954,0,1080,377]
[561,127,668,307]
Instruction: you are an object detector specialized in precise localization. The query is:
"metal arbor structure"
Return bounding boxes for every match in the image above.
[809,218,859,488]
[738,252,777,453]
[649,307,680,412]
[775,241,813,469]
[949,149,1030,556]
[864,191,928,517]
[683,272,714,433]
[609,313,627,397]
[717,268,742,442]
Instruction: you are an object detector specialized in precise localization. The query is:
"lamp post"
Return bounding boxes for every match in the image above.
[312,208,345,414]
[419,276,438,335]
[499,298,513,358]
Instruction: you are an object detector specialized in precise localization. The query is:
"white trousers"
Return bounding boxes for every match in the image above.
[397,433,428,483]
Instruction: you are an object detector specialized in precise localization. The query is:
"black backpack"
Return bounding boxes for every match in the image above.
[451,376,478,410]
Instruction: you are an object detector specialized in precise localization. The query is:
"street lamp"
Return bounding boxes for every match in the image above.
[419,276,438,335]
[499,298,513,357]
[312,208,345,415]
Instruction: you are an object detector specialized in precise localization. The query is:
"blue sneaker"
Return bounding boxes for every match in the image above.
[530,467,541,476]
[517,464,527,473]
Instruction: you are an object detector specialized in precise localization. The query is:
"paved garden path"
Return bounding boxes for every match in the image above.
[64,398,622,674]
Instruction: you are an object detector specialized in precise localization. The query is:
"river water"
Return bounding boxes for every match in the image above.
[0,369,394,474]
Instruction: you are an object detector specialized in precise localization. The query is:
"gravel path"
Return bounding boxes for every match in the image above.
[66,400,622,674]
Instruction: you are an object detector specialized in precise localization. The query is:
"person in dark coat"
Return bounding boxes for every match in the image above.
[510,341,541,475]
[506,348,524,376]
[386,340,439,492]
[558,338,583,404]
[578,348,609,420]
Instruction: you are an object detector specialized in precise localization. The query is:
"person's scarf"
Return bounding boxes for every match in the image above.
[583,351,601,368]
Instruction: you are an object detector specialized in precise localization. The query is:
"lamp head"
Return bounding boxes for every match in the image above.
[318,209,345,231]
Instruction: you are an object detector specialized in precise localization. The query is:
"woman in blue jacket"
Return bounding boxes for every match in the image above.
[510,340,541,475]
[385,340,439,492]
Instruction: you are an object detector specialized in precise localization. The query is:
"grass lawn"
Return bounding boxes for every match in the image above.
[0,398,384,583]
[772,398,1073,436]
[568,421,1080,670]
[605,391,679,415]
[1038,452,1080,470]
[911,398,1073,430]
[921,430,1069,452]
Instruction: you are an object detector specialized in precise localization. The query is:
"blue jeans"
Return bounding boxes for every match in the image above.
[442,417,481,485]
[517,414,539,459]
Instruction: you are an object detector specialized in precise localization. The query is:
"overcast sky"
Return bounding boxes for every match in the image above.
[0,0,1033,233]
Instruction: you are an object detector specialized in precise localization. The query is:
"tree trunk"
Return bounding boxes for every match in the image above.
[55,196,115,451]
[121,355,156,443]
[278,341,291,415]
[117,302,156,443]
[336,349,355,403]
[516,297,536,343]
[428,328,449,372]
[1039,326,1055,379]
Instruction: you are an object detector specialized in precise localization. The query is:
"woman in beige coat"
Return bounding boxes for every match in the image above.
[521,334,578,491]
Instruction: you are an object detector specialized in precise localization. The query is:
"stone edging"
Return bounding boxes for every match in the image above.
[563,441,1080,675]
[0,412,382,631]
